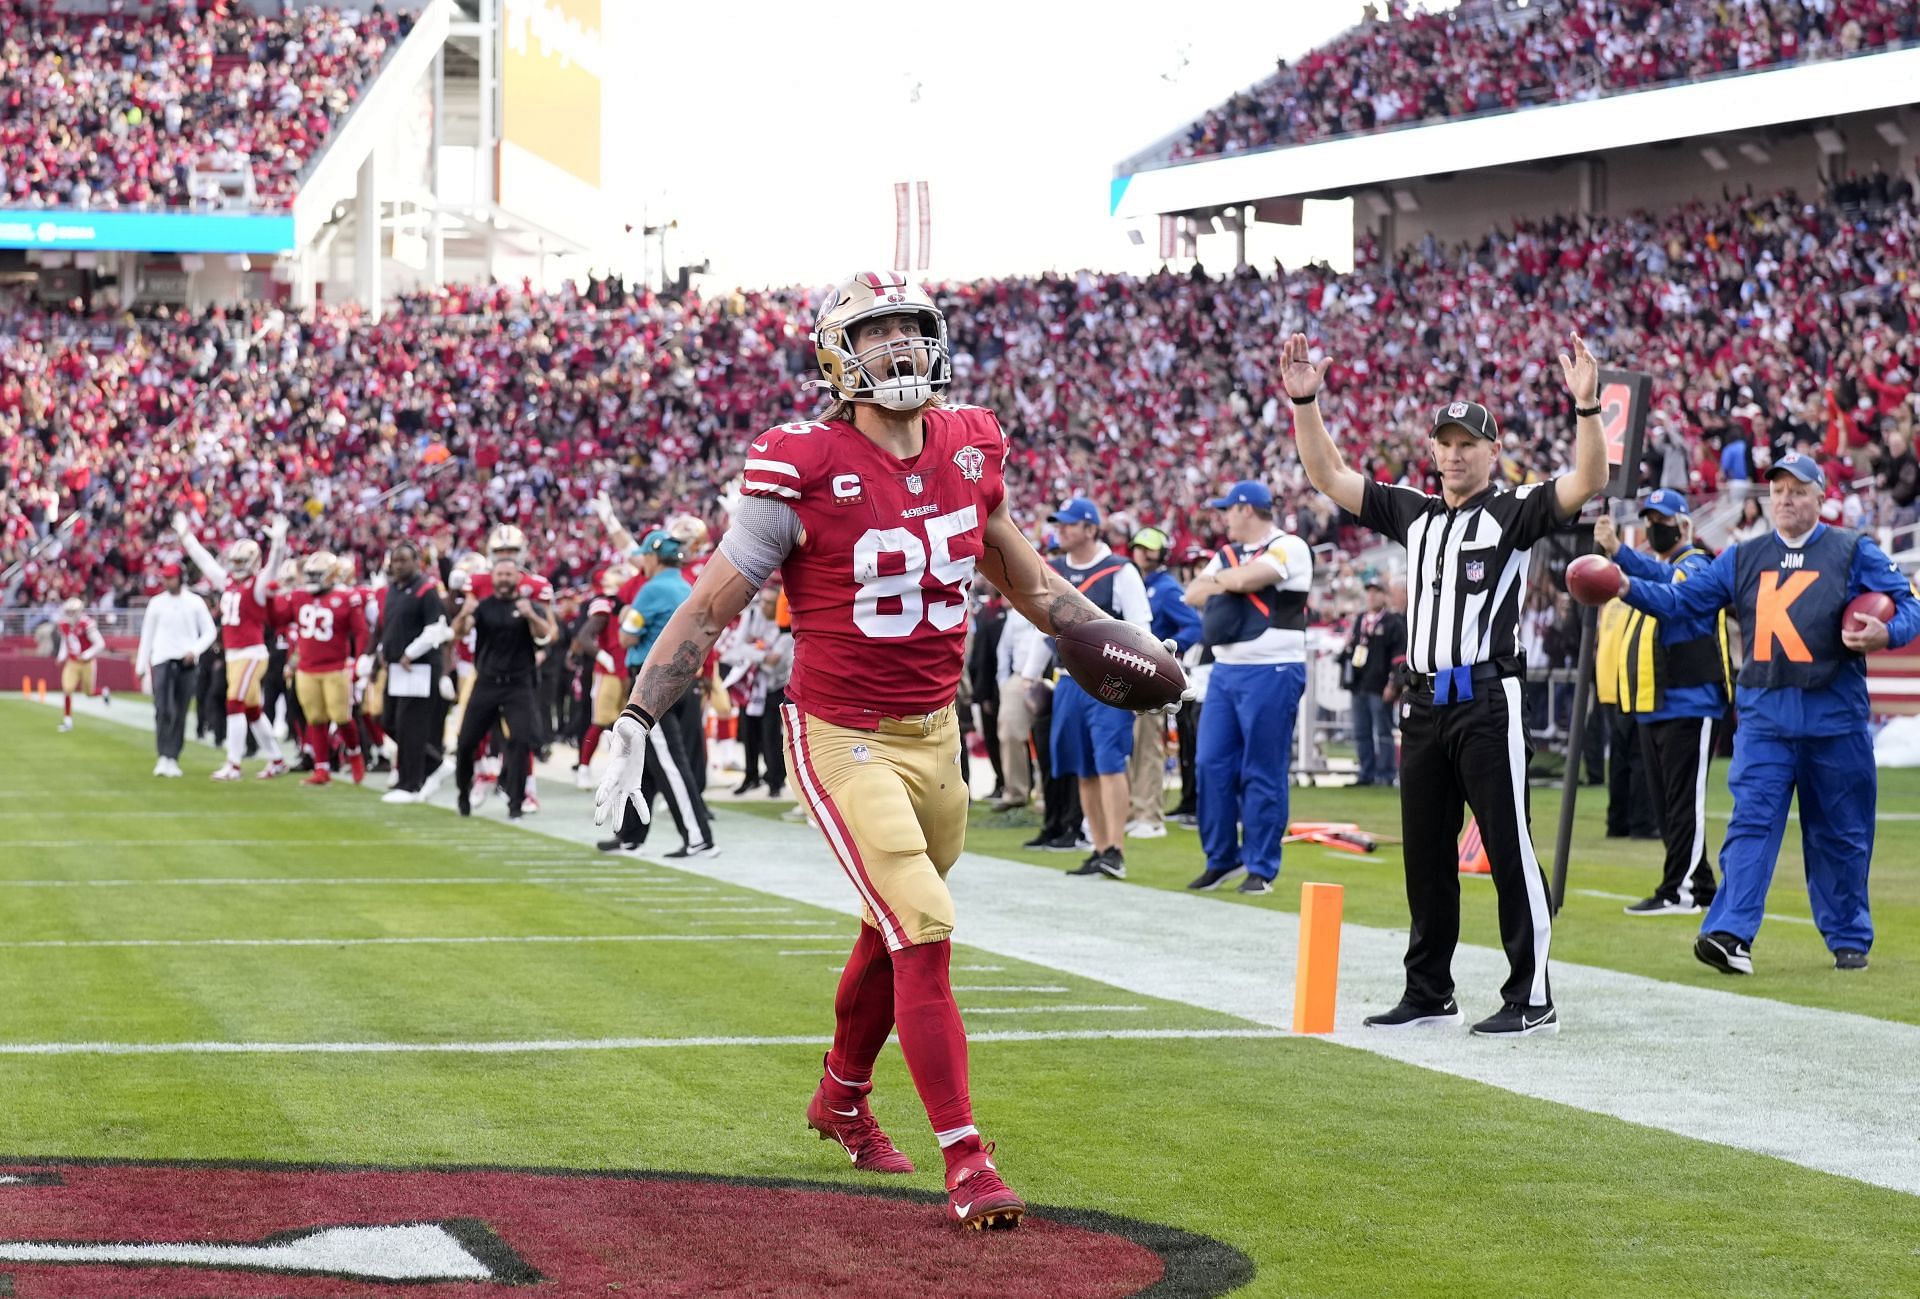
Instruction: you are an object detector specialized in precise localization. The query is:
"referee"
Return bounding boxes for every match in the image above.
[1284,330,1609,1036]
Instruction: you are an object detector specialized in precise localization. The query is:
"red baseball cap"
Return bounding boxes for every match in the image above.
[160,562,183,578]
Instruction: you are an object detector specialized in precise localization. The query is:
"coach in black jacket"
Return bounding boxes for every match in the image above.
[377,541,452,802]
[1346,578,1407,787]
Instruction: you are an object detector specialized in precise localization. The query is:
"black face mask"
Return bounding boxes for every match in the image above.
[1645,520,1684,554]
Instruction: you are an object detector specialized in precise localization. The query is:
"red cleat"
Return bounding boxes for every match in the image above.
[349,751,366,785]
[805,1085,915,1174]
[945,1141,1024,1230]
[302,768,331,787]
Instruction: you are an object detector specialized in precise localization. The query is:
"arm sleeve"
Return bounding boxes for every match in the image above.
[1851,536,1920,649]
[1614,545,1681,583]
[716,495,802,589]
[1622,546,1737,622]
[1358,481,1427,545]
[180,531,227,587]
[1112,564,1153,626]
[253,532,284,604]
[403,617,453,662]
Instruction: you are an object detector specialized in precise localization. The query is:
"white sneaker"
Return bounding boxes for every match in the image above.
[421,758,454,800]
[58,718,74,733]
[161,759,184,778]
[1125,821,1168,839]
[574,764,594,790]
[522,793,541,815]
[472,775,498,807]
[257,759,290,780]
[210,762,244,782]
[152,757,168,776]
[385,768,402,791]
[380,788,418,804]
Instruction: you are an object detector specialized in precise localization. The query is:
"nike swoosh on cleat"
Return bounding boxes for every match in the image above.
[1523,1012,1553,1029]
[954,1202,972,1219]
[830,1106,858,1117]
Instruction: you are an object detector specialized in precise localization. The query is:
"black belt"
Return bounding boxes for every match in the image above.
[478,670,533,685]
[1402,657,1524,699]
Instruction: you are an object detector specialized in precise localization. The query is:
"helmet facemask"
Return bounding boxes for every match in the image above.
[813,275,952,413]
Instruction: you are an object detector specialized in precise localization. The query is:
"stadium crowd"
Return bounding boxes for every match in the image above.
[1167,0,1920,163]
[6,179,1918,616]
[0,1,409,210]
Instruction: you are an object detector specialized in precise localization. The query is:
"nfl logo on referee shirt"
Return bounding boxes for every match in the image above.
[905,473,924,495]
[1466,560,1484,582]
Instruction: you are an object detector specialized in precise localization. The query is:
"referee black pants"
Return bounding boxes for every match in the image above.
[1398,678,1553,1010]
[618,687,713,849]
[456,672,538,814]
[1637,716,1720,908]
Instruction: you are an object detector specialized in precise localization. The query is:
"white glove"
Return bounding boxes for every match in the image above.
[594,649,617,675]
[1153,637,1197,717]
[591,493,617,527]
[266,514,288,542]
[172,511,191,537]
[437,674,456,702]
[592,714,652,828]
[355,654,374,683]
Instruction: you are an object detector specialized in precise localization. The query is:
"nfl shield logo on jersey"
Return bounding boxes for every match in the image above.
[905,473,924,496]
[1466,560,1485,582]
[953,444,985,483]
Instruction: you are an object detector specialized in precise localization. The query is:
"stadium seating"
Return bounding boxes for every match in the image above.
[1163,0,1920,164]
[2,185,1917,611]
[0,1,410,210]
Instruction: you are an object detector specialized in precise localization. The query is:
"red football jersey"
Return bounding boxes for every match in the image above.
[287,587,369,673]
[587,594,625,668]
[740,406,1009,729]
[470,572,554,603]
[214,575,275,654]
[56,616,103,661]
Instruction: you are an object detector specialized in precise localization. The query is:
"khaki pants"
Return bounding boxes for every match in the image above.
[61,659,96,695]
[784,704,967,950]
[294,669,352,725]
[1128,710,1168,828]
[995,676,1034,805]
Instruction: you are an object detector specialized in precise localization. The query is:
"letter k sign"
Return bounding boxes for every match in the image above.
[1753,571,1818,662]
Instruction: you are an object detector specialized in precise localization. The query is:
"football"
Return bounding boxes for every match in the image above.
[1566,554,1626,606]
[1055,619,1188,712]
[1843,591,1897,634]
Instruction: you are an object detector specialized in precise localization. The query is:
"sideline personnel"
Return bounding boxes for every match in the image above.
[1286,330,1610,1036]
[1606,454,1920,973]
[1593,490,1729,915]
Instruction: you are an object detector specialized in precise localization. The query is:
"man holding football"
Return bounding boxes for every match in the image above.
[594,271,1185,1230]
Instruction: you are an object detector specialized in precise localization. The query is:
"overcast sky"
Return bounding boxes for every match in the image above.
[600,1,1410,289]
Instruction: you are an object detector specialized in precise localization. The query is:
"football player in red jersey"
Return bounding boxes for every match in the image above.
[287,551,370,786]
[570,561,637,789]
[177,512,292,779]
[54,597,106,731]
[595,271,1187,1231]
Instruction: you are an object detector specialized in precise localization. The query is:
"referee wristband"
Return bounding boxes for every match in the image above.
[1574,403,1601,418]
[620,703,656,730]
[1291,393,1319,406]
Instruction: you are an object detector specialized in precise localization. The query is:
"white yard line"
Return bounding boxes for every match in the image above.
[38,692,1920,1196]
[0,877,523,888]
[954,985,1071,993]
[0,1027,1291,1058]
[1571,888,1817,927]
[963,1005,1147,1015]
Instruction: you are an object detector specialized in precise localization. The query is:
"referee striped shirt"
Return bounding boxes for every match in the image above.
[1359,478,1563,675]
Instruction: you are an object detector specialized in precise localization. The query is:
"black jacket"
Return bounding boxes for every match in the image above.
[380,575,447,666]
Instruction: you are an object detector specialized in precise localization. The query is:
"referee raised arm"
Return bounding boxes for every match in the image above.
[1284,330,1609,1037]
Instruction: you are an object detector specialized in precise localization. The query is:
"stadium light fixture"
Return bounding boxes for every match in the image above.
[1875,120,1907,146]
[1814,128,1846,155]
[1699,147,1729,171]
[1737,142,1770,164]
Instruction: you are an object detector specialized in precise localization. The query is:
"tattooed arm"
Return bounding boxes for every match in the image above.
[976,499,1108,635]
[625,552,761,719]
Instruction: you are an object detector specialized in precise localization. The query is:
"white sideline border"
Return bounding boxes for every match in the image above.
[19,693,1920,1197]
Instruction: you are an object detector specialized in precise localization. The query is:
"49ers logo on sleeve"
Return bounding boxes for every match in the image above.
[0,1159,1251,1298]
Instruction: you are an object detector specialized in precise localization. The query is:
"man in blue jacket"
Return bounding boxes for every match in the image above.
[1125,526,1202,839]
[1609,455,1920,973]
[1594,489,1730,916]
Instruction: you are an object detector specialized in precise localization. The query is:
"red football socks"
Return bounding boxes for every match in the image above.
[581,725,604,766]
[889,938,974,1137]
[824,922,894,1101]
[305,723,332,771]
[63,695,72,718]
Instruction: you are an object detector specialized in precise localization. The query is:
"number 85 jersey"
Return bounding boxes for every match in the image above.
[741,406,1010,731]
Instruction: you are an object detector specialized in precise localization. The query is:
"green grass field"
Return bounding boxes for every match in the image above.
[5,697,1919,1298]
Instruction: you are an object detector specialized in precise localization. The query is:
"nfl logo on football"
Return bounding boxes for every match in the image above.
[1466,559,1485,582]
[1098,675,1131,705]
[905,473,924,496]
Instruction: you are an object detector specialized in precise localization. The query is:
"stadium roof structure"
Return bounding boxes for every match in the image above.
[1113,42,1920,250]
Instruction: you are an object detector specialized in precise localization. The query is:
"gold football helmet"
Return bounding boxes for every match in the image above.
[599,562,637,595]
[487,524,528,560]
[812,271,950,412]
[301,551,336,591]
[665,513,710,554]
[224,538,262,578]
